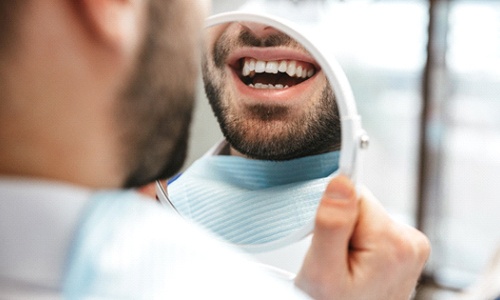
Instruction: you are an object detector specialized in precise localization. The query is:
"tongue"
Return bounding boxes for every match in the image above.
[251,73,305,87]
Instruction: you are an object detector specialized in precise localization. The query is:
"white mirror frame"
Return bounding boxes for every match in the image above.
[157,11,367,253]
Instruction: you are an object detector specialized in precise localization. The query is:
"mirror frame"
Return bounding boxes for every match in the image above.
[157,11,367,253]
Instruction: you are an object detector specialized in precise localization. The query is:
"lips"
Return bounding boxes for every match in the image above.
[225,47,321,103]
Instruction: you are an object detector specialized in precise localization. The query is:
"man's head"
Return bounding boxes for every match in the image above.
[0,0,207,188]
[202,22,341,161]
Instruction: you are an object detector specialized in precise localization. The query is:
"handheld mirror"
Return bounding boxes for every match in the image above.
[156,11,367,271]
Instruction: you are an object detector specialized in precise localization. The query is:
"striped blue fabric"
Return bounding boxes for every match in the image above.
[168,151,340,245]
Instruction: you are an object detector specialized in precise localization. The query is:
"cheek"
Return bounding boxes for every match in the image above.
[206,61,233,106]
[305,76,329,107]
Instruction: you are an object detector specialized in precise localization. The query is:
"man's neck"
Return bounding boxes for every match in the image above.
[228,145,248,158]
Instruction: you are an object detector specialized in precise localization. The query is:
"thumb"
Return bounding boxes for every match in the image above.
[296,175,359,289]
[310,175,358,269]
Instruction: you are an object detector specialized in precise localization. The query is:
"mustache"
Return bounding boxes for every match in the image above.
[237,29,295,47]
[213,28,298,69]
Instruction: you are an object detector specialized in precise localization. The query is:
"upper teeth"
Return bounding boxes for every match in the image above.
[242,58,315,78]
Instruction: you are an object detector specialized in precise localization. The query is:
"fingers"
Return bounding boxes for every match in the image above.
[349,186,393,251]
[352,186,431,266]
[352,186,431,299]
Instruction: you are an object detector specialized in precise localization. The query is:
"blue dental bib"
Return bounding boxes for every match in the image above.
[168,151,339,245]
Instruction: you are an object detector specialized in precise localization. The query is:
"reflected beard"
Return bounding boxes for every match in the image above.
[204,70,341,161]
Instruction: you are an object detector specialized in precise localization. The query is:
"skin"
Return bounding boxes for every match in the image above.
[296,176,430,300]
[0,0,430,299]
[0,0,205,188]
[202,22,341,160]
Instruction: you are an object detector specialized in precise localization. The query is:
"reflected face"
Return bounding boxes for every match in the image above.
[203,22,341,161]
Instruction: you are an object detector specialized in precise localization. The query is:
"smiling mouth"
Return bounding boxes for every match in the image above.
[232,58,317,89]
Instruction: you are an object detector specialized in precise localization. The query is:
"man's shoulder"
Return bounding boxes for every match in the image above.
[65,190,309,299]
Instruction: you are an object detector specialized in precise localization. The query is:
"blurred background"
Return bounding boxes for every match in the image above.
[185,0,500,298]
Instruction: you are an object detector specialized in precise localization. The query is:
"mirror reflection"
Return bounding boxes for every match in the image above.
[165,21,342,246]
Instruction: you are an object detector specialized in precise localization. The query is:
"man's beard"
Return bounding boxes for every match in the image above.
[204,76,340,160]
[118,0,200,188]
[202,27,341,161]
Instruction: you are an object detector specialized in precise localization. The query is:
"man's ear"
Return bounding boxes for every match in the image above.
[77,0,146,54]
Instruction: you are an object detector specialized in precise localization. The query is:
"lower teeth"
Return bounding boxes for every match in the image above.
[249,83,289,89]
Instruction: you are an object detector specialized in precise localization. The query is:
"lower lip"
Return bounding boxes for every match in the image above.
[229,68,319,106]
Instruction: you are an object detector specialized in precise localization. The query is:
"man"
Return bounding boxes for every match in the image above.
[168,21,342,244]
[0,0,429,299]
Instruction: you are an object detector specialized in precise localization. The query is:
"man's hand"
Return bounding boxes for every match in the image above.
[295,176,430,300]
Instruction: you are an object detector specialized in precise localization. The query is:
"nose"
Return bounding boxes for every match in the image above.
[239,21,281,39]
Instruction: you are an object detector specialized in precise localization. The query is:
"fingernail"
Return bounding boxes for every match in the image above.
[326,190,350,200]
[325,177,354,201]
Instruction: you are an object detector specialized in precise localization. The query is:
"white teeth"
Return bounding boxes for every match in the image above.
[242,63,251,76]
[265,61,279,74]
[242,58,314,77]
[278,60,287,72]
[286,61,296,77]
[255,60,266,73]
[241,58,315,90]
[296,65,303,78]
[249,83,289,89]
